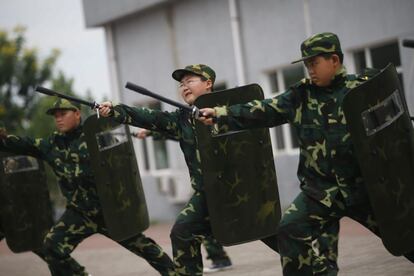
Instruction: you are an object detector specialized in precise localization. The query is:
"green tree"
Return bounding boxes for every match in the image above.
[0,27,94,211]
[0,26,59,134]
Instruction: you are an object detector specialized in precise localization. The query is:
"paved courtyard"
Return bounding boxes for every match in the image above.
[0,218,413,275]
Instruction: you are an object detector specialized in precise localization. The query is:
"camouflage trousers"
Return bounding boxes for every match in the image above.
[170,191,279,276]
[277,191,414,276]
[202,235,230,262]
[41,206,174,276]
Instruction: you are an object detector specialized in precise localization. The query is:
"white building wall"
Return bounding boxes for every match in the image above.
[173,0,238,87]
[83,0,414,221]
[238,0,308,84]
[112,7,176,104]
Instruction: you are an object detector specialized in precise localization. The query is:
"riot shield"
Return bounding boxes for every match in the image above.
[194,83,281,246]
[83,115,149,241]
[343,64,414,255]
[0,153,53,253]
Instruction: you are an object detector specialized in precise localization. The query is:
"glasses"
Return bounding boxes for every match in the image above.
[304,59,320,69]
[178,78,202,88]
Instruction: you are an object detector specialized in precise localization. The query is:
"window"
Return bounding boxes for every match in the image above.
[353,41,404,89]
[134,101,170,172]
[267,64,304,153]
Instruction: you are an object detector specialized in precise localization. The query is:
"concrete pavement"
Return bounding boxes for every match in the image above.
[0,218,413,275]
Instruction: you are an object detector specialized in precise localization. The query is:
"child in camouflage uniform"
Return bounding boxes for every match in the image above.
[199,32,414,275]
[99,64,340,275]
[0,100,175,276]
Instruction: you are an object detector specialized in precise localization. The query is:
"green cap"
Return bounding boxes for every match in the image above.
[46,98,81,115]
[172,64,216,84]
[291,32,342,64]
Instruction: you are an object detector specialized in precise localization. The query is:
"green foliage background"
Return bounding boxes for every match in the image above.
[0,26,96,212]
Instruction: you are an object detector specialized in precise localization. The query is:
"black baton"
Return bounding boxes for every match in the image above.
[125,82,200,119]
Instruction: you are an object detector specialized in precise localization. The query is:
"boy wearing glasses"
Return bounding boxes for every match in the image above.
[100,64,229,275]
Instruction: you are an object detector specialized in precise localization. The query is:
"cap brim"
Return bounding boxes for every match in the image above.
[291,54,319,64]
[172,69,203,81]
[46,107,77,115]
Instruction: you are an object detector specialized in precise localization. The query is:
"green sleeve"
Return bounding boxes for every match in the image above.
[149,130,179,141]
[214,89,296,131]
[112,104,181,139]
[0,135,50,160]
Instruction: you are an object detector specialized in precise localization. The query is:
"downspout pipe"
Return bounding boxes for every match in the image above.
[229,0,246,86]
[104,23,121,103]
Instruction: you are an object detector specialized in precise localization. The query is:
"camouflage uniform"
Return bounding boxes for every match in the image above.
[213,33,414,275]
[111,64,279,275]
[0,99,175,276]
[149,129,232,264]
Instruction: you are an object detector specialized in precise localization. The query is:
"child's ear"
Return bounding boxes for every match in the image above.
[332,54,340,65]
[206,79,213,90]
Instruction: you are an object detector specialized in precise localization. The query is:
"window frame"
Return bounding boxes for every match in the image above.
[351,40,403,75]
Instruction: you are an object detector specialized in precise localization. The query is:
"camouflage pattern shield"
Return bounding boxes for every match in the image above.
[0,153,53,253]
[194,83,281,245]
[83,115,149,241]
[343,64,414,255]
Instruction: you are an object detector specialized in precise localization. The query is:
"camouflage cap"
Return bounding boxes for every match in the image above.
[172,64,216,84]
[46,98,81,115]
[291,32,342,64]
